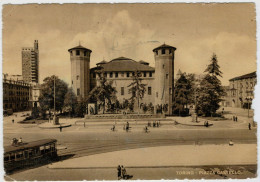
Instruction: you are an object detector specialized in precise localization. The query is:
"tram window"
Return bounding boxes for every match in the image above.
[45,145,50,152]
[29,151,33,157]
[4,156,10,161]
[17,152,24,159]
[10,154,15,160]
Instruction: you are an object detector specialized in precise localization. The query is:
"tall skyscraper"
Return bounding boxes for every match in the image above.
[22,40,39,83]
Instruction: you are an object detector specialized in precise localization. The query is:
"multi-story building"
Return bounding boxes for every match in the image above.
[227,71,256,108]
[22,40,39,83]
[3,74,31,112]
[68,43,177,115]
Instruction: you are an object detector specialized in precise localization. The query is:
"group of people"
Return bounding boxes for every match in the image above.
[147,121,161,128]
[232,116,238,122]
[204,120,209,127]
[11,137,23,146]
[117,165,127,180]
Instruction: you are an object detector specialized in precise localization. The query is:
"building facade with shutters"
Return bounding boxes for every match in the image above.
[3,75,31,112]
[227,71,256,108]
[68,44,177,115]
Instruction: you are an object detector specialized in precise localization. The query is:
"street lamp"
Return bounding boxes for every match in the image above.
[245,96,253,118]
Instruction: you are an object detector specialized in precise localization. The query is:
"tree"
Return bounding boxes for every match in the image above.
[63,88,77,117]
[88,70,117,114]
[197,53,224,116]
[128,70,147,113]
[38,75,68,115]
[75,99,87,117]
[173,73,192,116]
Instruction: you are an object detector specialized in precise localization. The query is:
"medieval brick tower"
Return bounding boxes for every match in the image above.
[68,44,92,100]
[153,44,177,115]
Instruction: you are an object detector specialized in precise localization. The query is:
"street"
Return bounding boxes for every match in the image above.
[3,107,257,180]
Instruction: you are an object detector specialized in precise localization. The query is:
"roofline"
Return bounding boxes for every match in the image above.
[90,66,155,72]
[153,45,177,52]
[229,71,256,81]
[4,139,57,153]
[68,47,92,52]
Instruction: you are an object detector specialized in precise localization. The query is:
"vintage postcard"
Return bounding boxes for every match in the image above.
[2,2,258,181]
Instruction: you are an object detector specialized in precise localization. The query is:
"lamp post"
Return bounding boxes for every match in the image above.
[246,96,253,118]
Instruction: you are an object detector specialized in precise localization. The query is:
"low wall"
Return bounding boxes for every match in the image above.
[84,113,165,119]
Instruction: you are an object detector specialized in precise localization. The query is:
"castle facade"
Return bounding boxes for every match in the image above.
[68,44,176,115]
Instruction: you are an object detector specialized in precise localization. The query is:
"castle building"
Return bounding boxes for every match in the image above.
[68,43,177,115]
[68,45,92,100]
[22,40,39,83]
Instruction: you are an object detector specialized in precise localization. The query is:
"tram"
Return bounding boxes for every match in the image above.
[4,139,58,172]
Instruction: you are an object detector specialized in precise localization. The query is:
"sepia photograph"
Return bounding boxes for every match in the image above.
[1,2,258,181]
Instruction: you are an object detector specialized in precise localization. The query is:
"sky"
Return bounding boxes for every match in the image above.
[2,3,257,86]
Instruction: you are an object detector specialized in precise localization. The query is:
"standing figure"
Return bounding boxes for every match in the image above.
[18,137,23,144]
[248,123,251,130]
[121,165,126,179]
[117,165,121,180]
[12,119,14,124]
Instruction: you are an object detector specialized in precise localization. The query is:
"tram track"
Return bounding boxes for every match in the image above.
[57,138,256,159]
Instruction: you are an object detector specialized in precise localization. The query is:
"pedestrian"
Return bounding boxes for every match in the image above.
[59,126,62,132]
[121,165,126,179]
[126,121,129,131]
[12,119,14,124]
[229,140,234,146]
[111,125,115,131]
[18,137,23,144]
[117,165,121,180]
[248,123,251,130]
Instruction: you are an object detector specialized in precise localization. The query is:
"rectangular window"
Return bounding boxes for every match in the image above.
[148,87,152,95]
[115,72,118,78]
[121,87,124,95]
[76,50,80,56]
[155,50,158,55]
[166,74,168,79]
[77,88,80,96]
[77,75,79,80]
[162,49,165,54]
[84,51,87,56]
[149,72,152,77]
[156,92,158,98]
[169,49,172,54]
[127,72,130,77]
[143,72,146,77]
[110,72,113,78]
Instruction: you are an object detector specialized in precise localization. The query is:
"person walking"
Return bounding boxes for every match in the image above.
[117,165,121,180]
[248,123,251,130]
[121,165,126,179]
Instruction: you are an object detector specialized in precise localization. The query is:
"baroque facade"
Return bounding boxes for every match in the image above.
[68,43,177,115]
